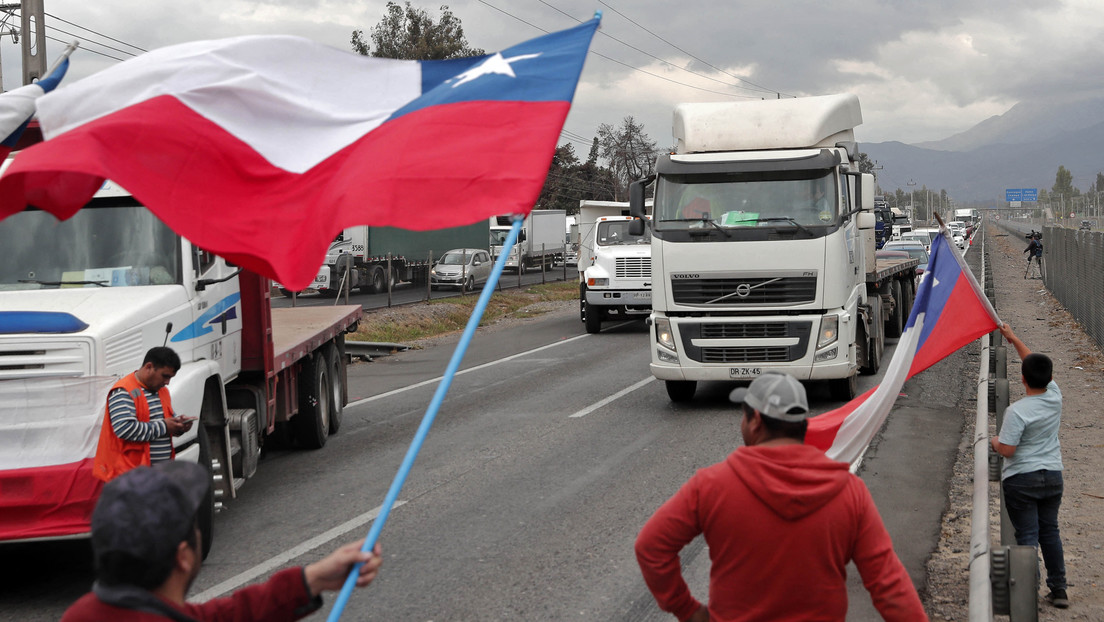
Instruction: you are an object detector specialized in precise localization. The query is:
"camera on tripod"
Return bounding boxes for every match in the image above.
[1025,230,1041,240]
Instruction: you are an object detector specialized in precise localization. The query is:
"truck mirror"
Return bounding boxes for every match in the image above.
[629,218,644,236]
[629,180,646,218]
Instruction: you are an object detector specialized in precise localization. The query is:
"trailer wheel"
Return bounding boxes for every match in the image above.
[293,354,331,449]
[828,373,857,401]
[665,380,696,403]
[584,301,604,334]
[196,423,215,560]
[325,343,344,435]
[885,281,904,338]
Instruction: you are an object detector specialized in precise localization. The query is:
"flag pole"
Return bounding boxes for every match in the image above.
[46,41,81,76]
[326,216,526,622]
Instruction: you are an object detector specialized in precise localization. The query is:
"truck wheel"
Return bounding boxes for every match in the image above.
[196,423,216,560]
[293,354,331,449]
[317,288,338,298]
[828,374,857,401]
[325,343,344,435]
[369,267,387,294]
[279,288,293,297]
[885,281,904,338]
[518,261,526,276]
[584,301,604,334]
[665,380,696,403]
[858,323,880,376]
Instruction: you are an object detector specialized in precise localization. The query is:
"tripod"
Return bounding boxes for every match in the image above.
[1025,254,1042,279]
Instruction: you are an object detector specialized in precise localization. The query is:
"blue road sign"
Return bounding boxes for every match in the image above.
[1006,189,1022,202]
[1022,188,1038,201]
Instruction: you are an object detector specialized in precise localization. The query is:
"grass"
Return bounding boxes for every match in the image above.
[348,280,577,343]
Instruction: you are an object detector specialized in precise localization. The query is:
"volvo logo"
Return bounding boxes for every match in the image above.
[671,273,699,279]
[735,283,752,298]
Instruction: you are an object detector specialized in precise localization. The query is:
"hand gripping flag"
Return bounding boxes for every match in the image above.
[806,230,999,464]
[0,20,599,290]
[0,45,74,159]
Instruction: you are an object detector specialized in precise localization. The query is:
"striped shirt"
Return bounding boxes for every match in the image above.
[106,387,173,463]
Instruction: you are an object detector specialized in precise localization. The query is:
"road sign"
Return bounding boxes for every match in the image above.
[1005,189,1022,202]
[1022,188,1038,201]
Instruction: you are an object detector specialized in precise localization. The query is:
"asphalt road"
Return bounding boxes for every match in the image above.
[1,305,975,621]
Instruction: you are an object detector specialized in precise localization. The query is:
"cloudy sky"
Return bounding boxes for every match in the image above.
[3,0,1103,156]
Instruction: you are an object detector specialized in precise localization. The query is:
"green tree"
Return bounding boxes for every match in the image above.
[534,143,617,213]
[857,152,875,175]
[1051,165,1077,199]
[597,116,657,200]
[352,2,483,59]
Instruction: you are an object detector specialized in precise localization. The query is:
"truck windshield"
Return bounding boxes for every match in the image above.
[0,202,182,290]
[654,170,838,230]
[489,229,512,246]
[597,220,651,246]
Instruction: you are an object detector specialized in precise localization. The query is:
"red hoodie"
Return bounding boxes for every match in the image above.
[635,443,927,621]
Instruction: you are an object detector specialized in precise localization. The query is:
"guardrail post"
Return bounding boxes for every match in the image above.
[541,243,546,284]
[387,254,393,307]
[1008,545,1039,621]
[426,251,433,301]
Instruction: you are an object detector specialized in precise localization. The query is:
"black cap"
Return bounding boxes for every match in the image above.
[91,461,209,564]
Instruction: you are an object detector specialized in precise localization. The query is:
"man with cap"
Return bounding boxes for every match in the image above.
[635,373,925,621]
[62,461,382,621]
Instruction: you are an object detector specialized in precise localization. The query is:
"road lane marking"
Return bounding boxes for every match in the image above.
[569,377,656,418]
[190,499,407,602]
[346,334,590,407]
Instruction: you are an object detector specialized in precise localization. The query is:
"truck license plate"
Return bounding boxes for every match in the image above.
[729,367,762,378]
[633,292,650,299]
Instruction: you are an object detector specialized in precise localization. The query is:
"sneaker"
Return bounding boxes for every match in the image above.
[1046,589,1069,609]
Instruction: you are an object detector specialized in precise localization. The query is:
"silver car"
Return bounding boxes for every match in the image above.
[430,248,492,291]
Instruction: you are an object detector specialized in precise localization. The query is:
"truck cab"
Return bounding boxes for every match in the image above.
[577,200,652,333]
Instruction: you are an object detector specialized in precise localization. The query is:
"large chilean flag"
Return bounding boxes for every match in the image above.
[806,230,1000,464]
[0,19,599,290]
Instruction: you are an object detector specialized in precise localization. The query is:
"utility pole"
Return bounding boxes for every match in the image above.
[907,179,917,224]
[20,0,45,85]
[0,3,20,91]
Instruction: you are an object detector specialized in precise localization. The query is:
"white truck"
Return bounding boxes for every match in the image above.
[489,210,567,273]
[627,94,917,402]
[577,200,652,333]
[0,177,360,556]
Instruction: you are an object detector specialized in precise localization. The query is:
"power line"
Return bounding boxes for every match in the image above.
[45,11,147,53]
[45,23,140,59]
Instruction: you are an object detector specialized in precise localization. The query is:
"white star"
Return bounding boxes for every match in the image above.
[450,52,541,88]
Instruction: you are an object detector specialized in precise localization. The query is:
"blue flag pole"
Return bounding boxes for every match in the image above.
[327,216,525,621]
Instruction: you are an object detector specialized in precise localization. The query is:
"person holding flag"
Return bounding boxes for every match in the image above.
[0,41,76,159]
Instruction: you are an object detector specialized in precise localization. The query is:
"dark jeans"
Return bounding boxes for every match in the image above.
[1003,469,1066,590]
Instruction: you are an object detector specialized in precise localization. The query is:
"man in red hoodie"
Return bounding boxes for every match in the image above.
[635,373,926,621]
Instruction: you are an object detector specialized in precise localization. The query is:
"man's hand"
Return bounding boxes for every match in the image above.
[304,540,382,597]
[999,322,1015,342]
[165,415,195,437]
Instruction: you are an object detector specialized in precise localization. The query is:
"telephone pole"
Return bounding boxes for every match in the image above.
[0,3,20,91]
[20,0,45,84]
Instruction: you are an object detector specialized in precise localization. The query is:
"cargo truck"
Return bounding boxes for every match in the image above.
[577,200,652,333]
[0,176,361,556]
[303,222,490,296]
[489,210,567,273]
[628,94,917,403]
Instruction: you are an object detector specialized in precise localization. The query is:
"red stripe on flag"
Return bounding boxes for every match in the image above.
[805,385,876,451]
[0,96,569,289]
[908,277,995,376]
[0,459,101,541]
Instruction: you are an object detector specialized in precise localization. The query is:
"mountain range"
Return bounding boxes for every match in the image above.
[863,94,1104,204]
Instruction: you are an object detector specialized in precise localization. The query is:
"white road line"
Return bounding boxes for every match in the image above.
[569,377,656,418]
[346,334,590,407]
[190,500,407,602]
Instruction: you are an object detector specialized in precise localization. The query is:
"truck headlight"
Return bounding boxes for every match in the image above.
[655,317,676,351]
[817,315,838,349]
[588,277,608,287]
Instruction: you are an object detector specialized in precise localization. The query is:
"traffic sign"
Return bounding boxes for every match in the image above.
[1005,189,1022,202]
[1022,188,1038,201]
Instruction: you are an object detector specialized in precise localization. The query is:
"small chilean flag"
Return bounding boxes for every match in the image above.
[0,56,70,159]
[0,19,598,289]
[806,230,999,464]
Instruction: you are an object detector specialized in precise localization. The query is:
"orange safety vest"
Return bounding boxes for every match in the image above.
[93,372,175,482]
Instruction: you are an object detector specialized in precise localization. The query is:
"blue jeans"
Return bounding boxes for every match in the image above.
[1003,470,1066,590]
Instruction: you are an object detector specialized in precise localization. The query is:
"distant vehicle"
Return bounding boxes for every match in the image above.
[430,248,493,291]
[883,240,930,275]
[1081,220,1093,231]
[952,233,965,249]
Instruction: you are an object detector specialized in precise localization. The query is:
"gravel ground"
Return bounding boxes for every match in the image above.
[923,226,1104,621]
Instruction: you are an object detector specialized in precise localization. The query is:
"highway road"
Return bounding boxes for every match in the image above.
[2,300,976,620]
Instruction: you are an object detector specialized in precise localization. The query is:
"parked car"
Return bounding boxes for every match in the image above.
[430,248,493,291]
[1081,220,1094,231]
[883,240,930,276]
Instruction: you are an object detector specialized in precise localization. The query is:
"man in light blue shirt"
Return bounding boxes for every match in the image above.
[991,322,1067,608]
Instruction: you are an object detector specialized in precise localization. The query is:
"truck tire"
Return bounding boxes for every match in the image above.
[293,354,331,449]
[665,380,696,403]
[885,281,904,338]
[196,423,216,560]
[325,343,344,435]
[584,301,604,334]
[368,267,387,294]
[828,373,857,401]
[518,261,526,275]
[858,322,880,376]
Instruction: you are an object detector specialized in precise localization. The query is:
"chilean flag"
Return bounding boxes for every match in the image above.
[0,56,70,159]
[806,230,999,464]
[0,19,598,290]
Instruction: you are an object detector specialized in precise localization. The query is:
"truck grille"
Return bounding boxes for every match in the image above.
[701,346,792,363]
[671,276,816,305]
[700,322,789,339]
[615,257,651,279]
[0,341,91,379]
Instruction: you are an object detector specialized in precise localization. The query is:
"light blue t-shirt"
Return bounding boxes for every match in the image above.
[999,380,1063,479]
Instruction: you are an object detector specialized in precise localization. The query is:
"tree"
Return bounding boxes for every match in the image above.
[534,143,617,213]
[1051,165,1077,199]
[857,152,875,175]
[597,116,657,200]
[351,2,483,60]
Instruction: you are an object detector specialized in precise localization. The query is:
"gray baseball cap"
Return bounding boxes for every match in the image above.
[91,461,209,564]
[729,373,810,422]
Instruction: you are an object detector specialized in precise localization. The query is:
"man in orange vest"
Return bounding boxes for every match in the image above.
[94,347,194,482]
